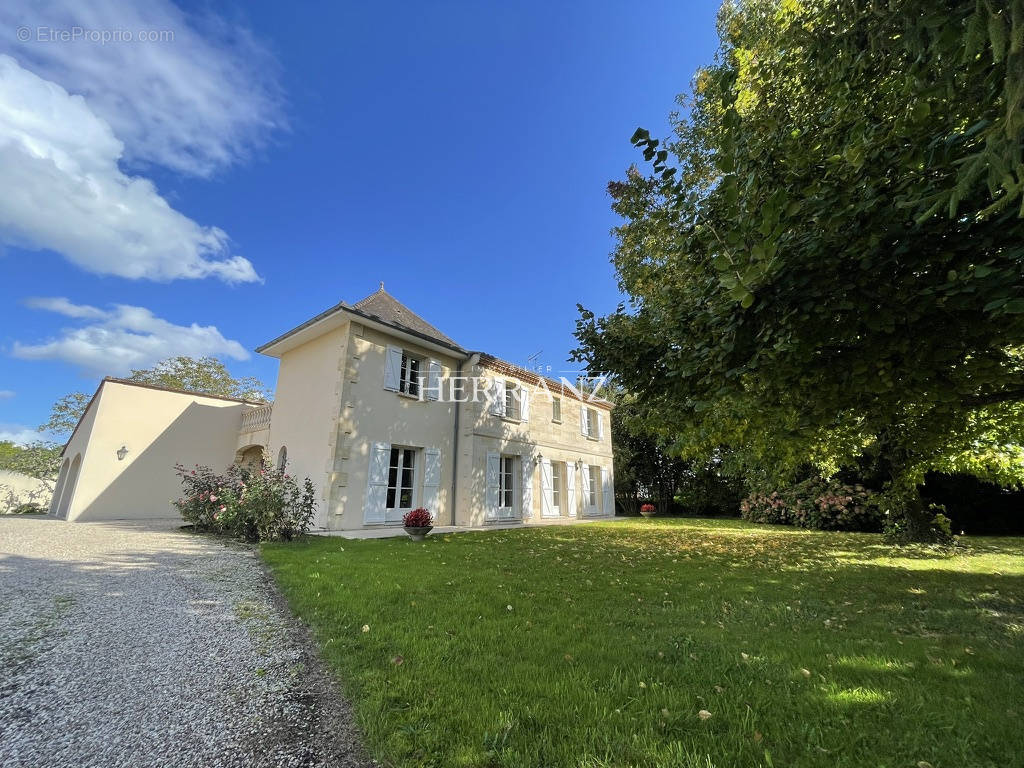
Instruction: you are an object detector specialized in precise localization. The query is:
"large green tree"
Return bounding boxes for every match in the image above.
[574,0,1024,521]
[40,356,271,438]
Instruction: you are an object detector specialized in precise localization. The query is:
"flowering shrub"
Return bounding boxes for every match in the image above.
[402,507,433,528]
[640,503,656,515]
[739,490,792,525]
[741,478,883,532]
[173,460,316,542]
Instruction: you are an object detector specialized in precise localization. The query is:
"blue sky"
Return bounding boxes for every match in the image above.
[0,0,720,442]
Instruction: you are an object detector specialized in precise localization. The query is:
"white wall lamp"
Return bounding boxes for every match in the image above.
[116,445,129,461]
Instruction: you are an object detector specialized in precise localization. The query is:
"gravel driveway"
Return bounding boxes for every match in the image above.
[0,517,370,768]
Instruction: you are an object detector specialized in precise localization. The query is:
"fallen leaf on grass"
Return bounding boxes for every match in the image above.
[801,668,811,677]
[361,624,370,633]
[698,710,713,720]
[391,655,404,665]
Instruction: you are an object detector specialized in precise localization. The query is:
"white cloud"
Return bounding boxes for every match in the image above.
[0,55,260,282]
[13,297,249,376]
[24,296,106,319]
[0,424,41,446]
[0,390,14,399]
[0,0,284,177]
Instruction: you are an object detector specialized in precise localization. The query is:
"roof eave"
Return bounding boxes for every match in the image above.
[256,303,467,359]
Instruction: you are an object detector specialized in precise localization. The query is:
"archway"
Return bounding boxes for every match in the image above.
[236,445,264,471]
[49,458,71,516]
[56,454,82,520]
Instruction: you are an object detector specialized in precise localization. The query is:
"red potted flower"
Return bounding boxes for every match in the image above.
[402,507,433,541]
[640,503,656,518]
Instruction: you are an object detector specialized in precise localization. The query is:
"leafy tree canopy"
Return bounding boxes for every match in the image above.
[574,0,1024,508]
[38,392,92,437]
[0,441,62,485]
[39,356,271,438]
[125,356,271,402]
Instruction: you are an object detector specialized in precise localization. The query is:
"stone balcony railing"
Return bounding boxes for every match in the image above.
[239,403,273,433]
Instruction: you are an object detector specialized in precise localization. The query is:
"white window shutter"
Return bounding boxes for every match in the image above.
[422,448,441,515]
[580,405,587,436]
[540,459,553,517]
[364,442,391,523]
[566,465,577,517]
[597,411,604,440]
[488,379,503,416]
[426,359,441,400]
[521,455,534,519]
[485,452,500,520]
[383,346,402,391]
[601,467,614,516]
[519,386,530,422]
[581,464,592,511]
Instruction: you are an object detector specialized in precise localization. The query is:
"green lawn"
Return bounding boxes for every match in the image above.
[261,519,1024,768]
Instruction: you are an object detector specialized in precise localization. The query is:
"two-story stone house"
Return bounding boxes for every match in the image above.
[51,287,615,530]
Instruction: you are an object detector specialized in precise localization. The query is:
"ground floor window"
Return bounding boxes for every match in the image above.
[550,461,562,513]
[499,455,515,509]
[387,447,416,512]
[587,464,600,508]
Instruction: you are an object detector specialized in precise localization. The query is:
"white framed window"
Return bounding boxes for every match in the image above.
[386,447,417,520]
[400,352,421,397]
[499,455,515,510]
[550,461,562,512]
[582,406,602,439]
[587,465,599,508]
[552,397,561,423]
[502,381,519,419]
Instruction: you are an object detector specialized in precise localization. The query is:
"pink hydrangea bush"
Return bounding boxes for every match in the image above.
[741,477,883,532]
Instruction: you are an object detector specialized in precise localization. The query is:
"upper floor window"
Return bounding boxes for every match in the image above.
[487,377,529,421]
[552,397,561,423]
[503,381,519,419]
[384,345,440,400]
[583,407,598,438]
[400,352,421,397]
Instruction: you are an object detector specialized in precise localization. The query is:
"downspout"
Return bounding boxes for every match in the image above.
[450,352,479,526]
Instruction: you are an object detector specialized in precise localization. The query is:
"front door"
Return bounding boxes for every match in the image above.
[385,447,417,523]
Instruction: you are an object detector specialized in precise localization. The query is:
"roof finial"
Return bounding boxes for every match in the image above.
[379,280,385,291]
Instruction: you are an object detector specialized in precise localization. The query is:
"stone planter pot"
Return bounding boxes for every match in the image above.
[404,525,433,541]
[640,510,657,518]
